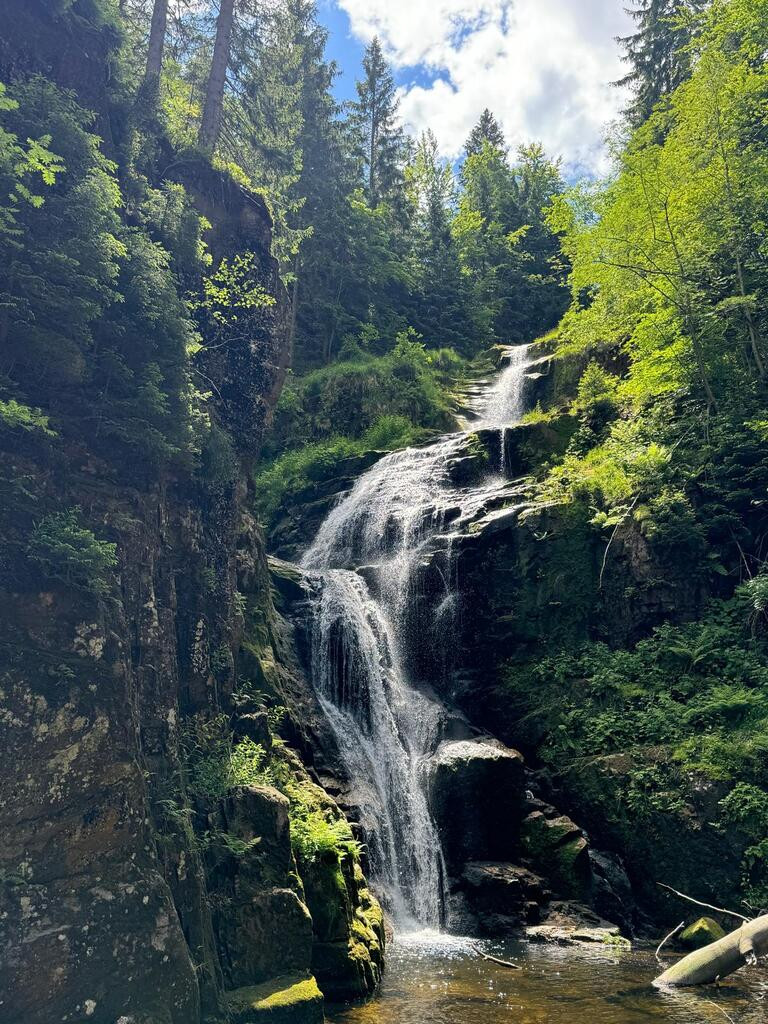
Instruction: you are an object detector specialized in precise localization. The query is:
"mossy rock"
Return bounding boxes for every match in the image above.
[520,811,592,900]
[679,917,726,951]
[227,974,323,1023]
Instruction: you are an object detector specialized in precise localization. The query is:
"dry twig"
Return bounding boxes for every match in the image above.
[657,883,750,923]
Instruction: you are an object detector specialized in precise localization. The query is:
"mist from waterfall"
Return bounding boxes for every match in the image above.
[300,344,531,930]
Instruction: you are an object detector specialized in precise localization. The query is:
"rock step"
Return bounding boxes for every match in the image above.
[227,973,323,1023]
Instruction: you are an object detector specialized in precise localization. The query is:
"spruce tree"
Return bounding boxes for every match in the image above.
[616,0,705,126]
[348,37,405,207]
[464,108,505,157]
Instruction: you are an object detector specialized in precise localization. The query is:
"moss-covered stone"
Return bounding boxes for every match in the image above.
[679,917,726,950]
[227,974,323,1023]
[520,810,592,901]
[302,846,385,1000]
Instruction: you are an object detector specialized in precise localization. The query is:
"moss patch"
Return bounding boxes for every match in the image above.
[227,974,323,1023]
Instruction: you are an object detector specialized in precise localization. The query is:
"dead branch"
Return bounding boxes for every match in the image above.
[656,920,685,962]
[471,944,521,970]
[656,883,750,923]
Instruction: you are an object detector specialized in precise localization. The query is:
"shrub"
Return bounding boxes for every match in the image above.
[27,508,117,595]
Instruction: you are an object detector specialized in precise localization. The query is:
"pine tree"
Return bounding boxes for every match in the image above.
[616,0,705,126]
[464,108,505,157]
[348,37,405,207]
[406,130,485,352]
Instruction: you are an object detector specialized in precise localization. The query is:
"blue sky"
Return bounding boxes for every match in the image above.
[316,0,635,177]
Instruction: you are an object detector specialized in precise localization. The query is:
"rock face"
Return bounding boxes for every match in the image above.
[0,7,383,1021]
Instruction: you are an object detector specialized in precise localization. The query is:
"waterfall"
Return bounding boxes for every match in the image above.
[301,344,531,931]
[478,344,532,427]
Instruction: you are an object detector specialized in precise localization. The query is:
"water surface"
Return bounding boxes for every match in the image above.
[327,933,768,1024]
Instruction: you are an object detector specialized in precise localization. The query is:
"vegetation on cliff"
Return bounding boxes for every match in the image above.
[494,0,768,918]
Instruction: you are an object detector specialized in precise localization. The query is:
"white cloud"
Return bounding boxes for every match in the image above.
[335,0,633,176]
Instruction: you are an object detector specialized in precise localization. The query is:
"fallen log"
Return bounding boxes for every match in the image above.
[653,914,768,987]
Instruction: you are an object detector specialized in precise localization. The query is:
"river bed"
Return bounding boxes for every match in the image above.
[327,932,768,1024]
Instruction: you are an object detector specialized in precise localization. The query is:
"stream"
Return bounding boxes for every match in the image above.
[326,933,768,1024]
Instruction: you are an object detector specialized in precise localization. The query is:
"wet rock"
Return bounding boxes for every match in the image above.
[520,805,592,901]
[302,847,385,1000]
[209,787,314,987]
[679,916,726,951]
[589,849,636,935]
[450,861,549,935]
[426,737,525,874]
[527,901,629,948]
[227,973,324,1023]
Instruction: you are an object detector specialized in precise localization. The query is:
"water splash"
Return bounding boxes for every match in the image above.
[301,345,532,930]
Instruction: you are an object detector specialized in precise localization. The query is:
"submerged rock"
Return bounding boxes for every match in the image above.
[527,901,629,948]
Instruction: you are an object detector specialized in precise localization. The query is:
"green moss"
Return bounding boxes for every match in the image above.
[227,974,323,1023]
[679,917,726,950]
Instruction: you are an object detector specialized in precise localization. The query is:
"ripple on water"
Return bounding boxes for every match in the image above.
[326,936,768,1024]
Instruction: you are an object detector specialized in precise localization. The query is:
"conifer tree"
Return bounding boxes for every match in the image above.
[144,0,168,91]
[348,37,405,207]
[464,108,505,157]
[616,0,706,125]
[199,0,235,152]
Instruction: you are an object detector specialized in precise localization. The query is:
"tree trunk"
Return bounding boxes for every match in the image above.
[199,0,235,154]
[144,0,168,89]
[654,914,768,987]
[288,263,299,365]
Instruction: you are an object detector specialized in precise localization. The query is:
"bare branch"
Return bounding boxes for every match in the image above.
[657,882,750,923]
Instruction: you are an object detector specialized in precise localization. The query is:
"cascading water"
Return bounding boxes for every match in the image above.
[301,344,531,931]
[477,343,532,427]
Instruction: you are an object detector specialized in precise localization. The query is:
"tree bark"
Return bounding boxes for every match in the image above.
[654,914,768,987]
[198,0,236,154]
[144,0,168,89]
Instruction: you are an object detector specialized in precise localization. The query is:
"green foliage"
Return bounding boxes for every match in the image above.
[195,252,275,329]
[719,783,768,905]
[283,779,361,864]
[27,508,117,595]
[503,597,768,822]
[0,399,55,436]
[575,361,619,415]
[182,715,274,802]
[290,807,358,863]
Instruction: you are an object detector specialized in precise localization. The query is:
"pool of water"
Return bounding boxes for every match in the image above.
[327,931,768,1024]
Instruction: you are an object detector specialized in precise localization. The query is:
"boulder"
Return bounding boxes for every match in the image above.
[589,849,636,935]
[520,805,592,900]
[450,861,549,935]
[527,901,629,948]
[426,737,525,875]
[679,916,727,951]
[216,887,314,988]
[302,849,385,1000]
[227,973,323,1023]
